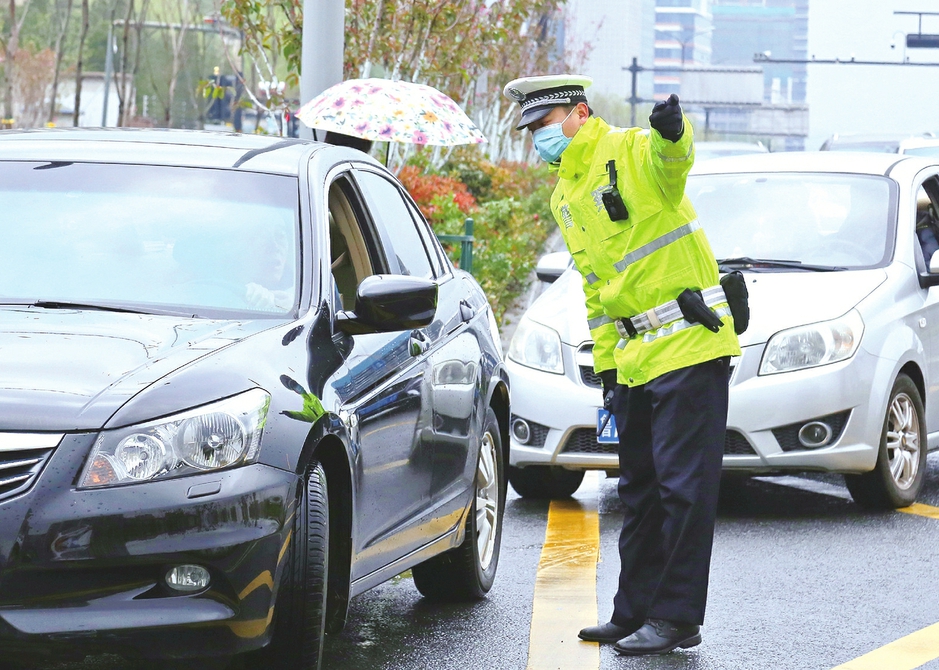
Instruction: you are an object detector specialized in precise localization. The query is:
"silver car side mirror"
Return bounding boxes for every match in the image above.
[535,251,573,283]
[930,250,939,274]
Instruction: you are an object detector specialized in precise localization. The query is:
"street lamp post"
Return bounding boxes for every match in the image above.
[299,0,344,140]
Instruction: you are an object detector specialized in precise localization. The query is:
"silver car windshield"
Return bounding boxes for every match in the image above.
[688,173,896,269]
[0,161,300,316]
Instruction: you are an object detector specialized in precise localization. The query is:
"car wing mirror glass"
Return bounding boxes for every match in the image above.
[336,274,437,335]
[535,251,573,283]
[929,250,939,274]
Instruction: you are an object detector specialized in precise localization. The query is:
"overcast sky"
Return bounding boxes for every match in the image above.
[807,0,939,148]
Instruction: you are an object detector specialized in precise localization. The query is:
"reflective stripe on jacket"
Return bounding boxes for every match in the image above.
[549,116,740,386]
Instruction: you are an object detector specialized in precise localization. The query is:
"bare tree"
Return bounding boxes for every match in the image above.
[48,0,74,123]
[73,0,89,126]
[115,0,149,125]
[153,0,191,126]
[1,0,34,124]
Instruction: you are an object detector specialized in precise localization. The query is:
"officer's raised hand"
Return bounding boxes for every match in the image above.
[649,93,684,142]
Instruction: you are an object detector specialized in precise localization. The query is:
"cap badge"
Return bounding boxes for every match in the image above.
[507,87,526,102]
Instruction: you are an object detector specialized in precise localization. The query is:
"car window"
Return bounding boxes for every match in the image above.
[688,172,897,269]
[353,169,435,279]
[0,161,299,316]
[916,178,939,268]
[903,145,939,157]
[403,195,450,277]
[327,173,388,310]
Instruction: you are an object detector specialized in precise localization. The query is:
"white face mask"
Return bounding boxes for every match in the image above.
[531,108,576,163]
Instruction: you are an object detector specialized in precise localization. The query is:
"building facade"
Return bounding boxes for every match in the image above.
[563,0,656,106]
[654,0,714,99]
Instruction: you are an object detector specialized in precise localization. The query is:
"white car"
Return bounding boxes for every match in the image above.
[820,132,939,157]
[507,151,939,509]
[695,141,768,161]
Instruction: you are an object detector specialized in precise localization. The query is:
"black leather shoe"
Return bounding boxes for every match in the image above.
[578,619,643,643]
[613,619,701,655]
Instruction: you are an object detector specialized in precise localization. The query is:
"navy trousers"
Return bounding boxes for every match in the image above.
[609,356,730,627]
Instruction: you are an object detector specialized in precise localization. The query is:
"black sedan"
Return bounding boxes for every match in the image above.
[0,130,509,669]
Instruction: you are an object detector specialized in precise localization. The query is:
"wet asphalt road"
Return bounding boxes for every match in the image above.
[27,454,939,670]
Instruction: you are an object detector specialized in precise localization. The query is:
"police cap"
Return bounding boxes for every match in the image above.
[503,74,593,130]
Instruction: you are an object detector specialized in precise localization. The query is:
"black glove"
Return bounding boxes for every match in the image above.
[598,369,618,410]
[649,93,684,142]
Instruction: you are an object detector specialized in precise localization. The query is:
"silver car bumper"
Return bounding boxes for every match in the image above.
[507,341,883,475]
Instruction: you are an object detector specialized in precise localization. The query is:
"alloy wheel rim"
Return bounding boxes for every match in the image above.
[475,430,499,571]
[886,392,920,490]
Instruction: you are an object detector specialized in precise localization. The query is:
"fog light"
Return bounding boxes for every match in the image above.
[798,421,832,448]
[512,418,531,444]
[165,564,211,592]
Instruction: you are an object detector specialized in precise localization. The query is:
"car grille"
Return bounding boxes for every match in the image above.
[724,430,757,455]
[771,411,850,452]
[560,428,617,455]
[0,434,61,503]
[579,366,602,388]
[561,428,757,456]
[511,414,550,447]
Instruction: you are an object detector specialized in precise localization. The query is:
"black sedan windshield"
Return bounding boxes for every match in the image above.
[0,161,300,315]
[687,173,896,269]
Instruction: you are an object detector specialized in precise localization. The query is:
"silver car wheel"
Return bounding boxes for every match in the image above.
[886,392,920,491]
[476,430,499,571]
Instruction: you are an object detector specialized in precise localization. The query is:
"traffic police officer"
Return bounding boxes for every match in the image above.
[504,74,741,655]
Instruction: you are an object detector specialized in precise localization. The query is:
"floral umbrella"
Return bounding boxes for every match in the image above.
[296,78,486,146]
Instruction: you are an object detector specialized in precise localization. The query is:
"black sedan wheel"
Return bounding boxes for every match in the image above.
[845,374,927,509]
[261,460,329,669]
[413,408,505,600]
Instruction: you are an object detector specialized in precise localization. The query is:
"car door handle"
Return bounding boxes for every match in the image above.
[409,330,430,356]
[459,300,476,323]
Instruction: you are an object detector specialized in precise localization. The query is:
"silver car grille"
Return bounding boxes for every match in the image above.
[559,428,757,456]
[0,433,62,503]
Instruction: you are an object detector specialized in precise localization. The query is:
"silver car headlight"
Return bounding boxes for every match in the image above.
[507,316,564,374]
[759,310,864,375]
[80,389,271,488]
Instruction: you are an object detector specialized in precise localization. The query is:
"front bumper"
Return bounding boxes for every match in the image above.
[507,342,884,475]
[0,433,298,662]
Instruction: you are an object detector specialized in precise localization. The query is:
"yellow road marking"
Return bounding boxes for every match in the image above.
[833,503,939,668]
[527,492,600,670]
[832,622,939,669]
[898,503,939,520]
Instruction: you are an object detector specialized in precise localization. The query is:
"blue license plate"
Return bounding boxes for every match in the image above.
[596,408,619,444]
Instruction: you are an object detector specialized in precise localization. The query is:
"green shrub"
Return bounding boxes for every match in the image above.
[399,150,556,326]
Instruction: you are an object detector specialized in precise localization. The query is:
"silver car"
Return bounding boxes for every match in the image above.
[507,151,939,509]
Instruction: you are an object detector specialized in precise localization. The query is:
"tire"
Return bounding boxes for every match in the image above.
[508,464,585,499]
[412,407,505,601]
[261,461,329,669]
[845,374,927,510]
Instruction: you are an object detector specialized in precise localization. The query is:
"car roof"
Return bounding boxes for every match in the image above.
[0,128,329,175]
[689,150,938,177]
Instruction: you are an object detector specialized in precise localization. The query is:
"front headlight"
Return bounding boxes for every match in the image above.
[759,310,864,375]
[507,316,564,374]
[80,389,271,489]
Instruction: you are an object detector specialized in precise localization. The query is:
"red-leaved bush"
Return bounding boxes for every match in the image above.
[397,165,477,222]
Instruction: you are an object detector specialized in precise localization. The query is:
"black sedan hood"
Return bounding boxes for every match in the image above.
[0,307,277,431]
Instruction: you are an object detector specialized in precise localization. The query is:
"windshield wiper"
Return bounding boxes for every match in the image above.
[717,257,846,272]
[29,300,151,314]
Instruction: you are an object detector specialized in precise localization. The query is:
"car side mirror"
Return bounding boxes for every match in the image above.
[535,251,573,283]
[335,274,437,335]
[930,250,939,274]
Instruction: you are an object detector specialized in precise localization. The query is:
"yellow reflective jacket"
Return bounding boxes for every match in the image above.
[549,116,740,386]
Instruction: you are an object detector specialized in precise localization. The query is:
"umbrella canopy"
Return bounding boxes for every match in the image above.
[296,78,486,146]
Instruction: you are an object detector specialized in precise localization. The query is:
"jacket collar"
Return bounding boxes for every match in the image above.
[555,116,610,181]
